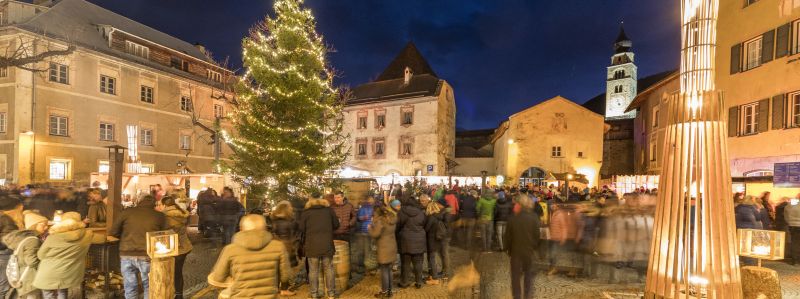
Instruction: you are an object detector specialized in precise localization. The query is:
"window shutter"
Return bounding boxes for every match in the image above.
[728,106,739,137]
[776,23,791,58]
[772,94,786,129]
[730,43,741,74]
[758,98,770,133]
[761,30,775,64]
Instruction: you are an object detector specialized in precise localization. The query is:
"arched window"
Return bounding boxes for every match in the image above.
[615,85,623,93]
[614,70,626,79]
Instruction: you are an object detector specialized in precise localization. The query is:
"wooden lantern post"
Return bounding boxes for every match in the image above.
[105,145,126,233]
[644,0,742,298]
[147,231,179,298]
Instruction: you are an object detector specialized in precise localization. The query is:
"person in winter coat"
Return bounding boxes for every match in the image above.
[505,194,541,299]
[217,187,244,245]
[84,189,107,228]
[33,212,92,299]
[109,195,167,299]
[734,195,763,229]
[269,201,298,296]
[0,193,21,298]
[331,192,356,241]
[494,195,514,251]
[459,190,478,250]
[299,196,340,299]
[396,195,427,289]
[423,201,446,285]
[353,197,375,278]
[785,197,800,265]
[2,211,48,298]
[158,196,193,299]
[548,204,582,277]
[196,189,218,237]
[208,214,292,298]
[476,192,497,252]
[576,202,601,278]
[369,207,398,298]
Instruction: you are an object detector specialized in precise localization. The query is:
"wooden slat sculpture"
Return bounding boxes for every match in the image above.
[644,0,742,298]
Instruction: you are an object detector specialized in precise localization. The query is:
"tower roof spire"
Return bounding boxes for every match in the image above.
[614,23,632,53]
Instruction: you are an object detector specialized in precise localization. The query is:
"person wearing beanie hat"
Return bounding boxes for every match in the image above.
[389,200,401,213]
[23,211,48,232]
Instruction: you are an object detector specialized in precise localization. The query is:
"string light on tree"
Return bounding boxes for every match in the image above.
[224,0,348,202]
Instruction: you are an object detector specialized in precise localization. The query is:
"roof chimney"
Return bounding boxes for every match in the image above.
[403,66,413,85]
[194,43,206,54]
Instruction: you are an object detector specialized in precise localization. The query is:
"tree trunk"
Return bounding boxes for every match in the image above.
[149,257,175,298]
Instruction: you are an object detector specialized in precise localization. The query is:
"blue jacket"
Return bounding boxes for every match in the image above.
[357,203,374,233]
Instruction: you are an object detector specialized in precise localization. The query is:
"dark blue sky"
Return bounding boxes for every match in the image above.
[88,0,680,130]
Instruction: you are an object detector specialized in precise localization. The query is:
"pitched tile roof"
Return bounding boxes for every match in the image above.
[349,74,442,105]
[19,0,210,62]
[375,42,437,81]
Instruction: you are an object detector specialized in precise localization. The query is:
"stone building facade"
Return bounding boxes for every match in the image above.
[343,42,456,177]
[493,96,604,187]
[0,0,234,185]
[625,72,679,175]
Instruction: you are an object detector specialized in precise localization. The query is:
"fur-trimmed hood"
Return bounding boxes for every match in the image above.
[305,198,330,209]
[48,219,88,242]
[271,201,294,220]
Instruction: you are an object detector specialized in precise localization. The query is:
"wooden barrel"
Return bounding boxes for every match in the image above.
[324,240,350,295]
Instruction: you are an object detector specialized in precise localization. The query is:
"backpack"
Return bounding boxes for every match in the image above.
[7,236,38,289]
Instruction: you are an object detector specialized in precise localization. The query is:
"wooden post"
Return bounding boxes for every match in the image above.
[105,145,126,233]
[149,257,175,298]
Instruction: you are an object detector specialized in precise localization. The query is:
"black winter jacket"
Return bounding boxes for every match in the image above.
[299,199,339,258]
[424,210,446,252]
[109,201,167,256]
[494,198,514,222]
[396,203,426,254]
[505,209,541,259]
[459,195,478,219]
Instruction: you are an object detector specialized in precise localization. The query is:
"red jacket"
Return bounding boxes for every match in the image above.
[444,194,459,215]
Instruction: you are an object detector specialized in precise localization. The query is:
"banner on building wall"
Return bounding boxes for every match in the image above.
[774,162,800,188]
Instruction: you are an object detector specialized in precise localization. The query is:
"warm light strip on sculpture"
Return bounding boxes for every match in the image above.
[645,0,742,298]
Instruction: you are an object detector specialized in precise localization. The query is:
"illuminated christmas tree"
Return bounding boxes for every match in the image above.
[224,0,348,201]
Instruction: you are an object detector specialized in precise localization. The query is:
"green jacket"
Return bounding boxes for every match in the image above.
[476,197,497,222]
[2,230,41,295]
[208,230,291,298]
[33,220,93,290]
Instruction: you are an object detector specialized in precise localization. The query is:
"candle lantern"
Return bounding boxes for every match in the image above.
[52,210,64,224]
[146,230,179,259]
[737,228,785,266]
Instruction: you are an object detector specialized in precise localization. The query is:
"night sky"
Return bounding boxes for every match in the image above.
[88,0,681,130]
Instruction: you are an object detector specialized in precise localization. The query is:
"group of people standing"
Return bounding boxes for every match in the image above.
[734,191,800,266]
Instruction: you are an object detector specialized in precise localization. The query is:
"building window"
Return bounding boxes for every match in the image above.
[791,92,800,127]
[214,104,224,118]
[614,85,623,93]
[741,102,759,135]
[49,115,68,136]
[745,0,759,6]
[48,63,68,84]
[357,143,367,156]
[374,139,385,157]
[375,112,386,128]
[652,107,660,128]
[140,128,153,146]
[171,57,188,71]
[649,142,657,162]
[48,159,70,180]
[141,164,155,174]
[355,138,368,158]
[401,106,414,126]
[0,112,5,133]
[551,146,562,157]
[179,134,191,150]
[140,85,154,103]
[401,142,413,155]
[125,41,149,59]
[577,151,584,158]
[98,160,109,173]
[793,20,800,55]
[357,115,367,129]
[180,96,193,112]
[744,37,762,71]
[0,67,7,77]
[99,122,114,141]
[613,70,625,79]
[100,75,116,94]
[207,69,222,82]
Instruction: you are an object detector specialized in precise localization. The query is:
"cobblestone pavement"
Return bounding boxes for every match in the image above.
[183,229,800,298]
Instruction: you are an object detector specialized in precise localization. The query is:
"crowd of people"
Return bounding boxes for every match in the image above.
[0,182,797,299]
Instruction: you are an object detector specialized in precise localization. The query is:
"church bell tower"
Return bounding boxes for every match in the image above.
[605,25,638,120]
